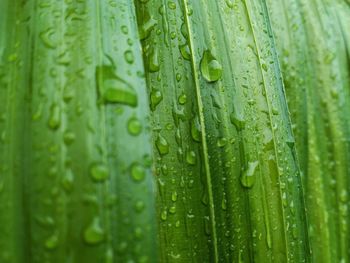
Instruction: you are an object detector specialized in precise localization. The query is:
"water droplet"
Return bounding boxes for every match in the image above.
[171,191,178,202]
[83,217,105,245]
[225,0,234,8]
[28,104,40,120]
[200,50,222,82]
[178,93,187,105]
[40,27,57,49]
[221,198,227,210]
[121,25,128,34]
[45,232,59,250]
[169,206,176,214]
[156,133,169,155]
[161,210,167,221]
[179,44,191,60]
[217,137,227,147]
[180,23,188,39]
[127,117,142,136]
[105,247,114,263]
[149,48,160,72]
[135,227,143,239]
[186,150,196,165]
[63,130,75,145]
[140,17,157,40]
[61,170,74,192]
[150,89,163,111]
[240,161,259,188]
[230,111,245,131]
[130,163,146,182]
[90,163,109,182]
[170,32,176,40]
[63,85,74,102]
[191,117,201,142]
[48,103,61,130]
[97,65,137,107]
[168,1,176,9]
[135,200,145,212]
[124,50,134,64]
[176,73,182,82]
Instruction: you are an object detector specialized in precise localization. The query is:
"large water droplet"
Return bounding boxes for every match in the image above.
[178,93,187,105]
[45,232,59,250]
[200,50,222,82]
[186,150,196,165]
[156,133,169,155]
[63,130,75,145]
[191,117,201,142]
[150,89,163,111]
[96,65,137,107]
[135,200,145,212]
[40,27,57,49]
[149,48,160,72]
[48,103,61,130]
[171,191,178,202]
[139,17,157,40]
[127,117,142,136]
[105,247,114,263]
[161,210,167,221]
[180,44,191,60]
[61,170,74,192]
[217,137,227,147]
[240,161,259,188]
[230,111,245,131]
[90,163,109,182]
[83,217,105,245]
[130,163,146,182]
[124,50,134,64]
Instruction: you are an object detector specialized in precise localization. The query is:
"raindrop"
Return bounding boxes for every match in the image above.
[240,161,259,188]
[191,117,201,142]
[90,163,109,182]
[139,17,157,40]
[83,217,105,245]
[149,48,160,72]
[61,170,74,192]
[63,130,75,145]
[156,133,169,155]
[130,163,146,182]
[45,232,59,250]
[48,103,61,130]
[217,137,227,147]
[127,117,142,136]
[150,89,163,111]
[179,44,191,60]
[230,111,245,131]
[96,65,137,107]
[124,50,134,64]
[200,50,223,82]
[186,150,196,165]
[178,93,187,105]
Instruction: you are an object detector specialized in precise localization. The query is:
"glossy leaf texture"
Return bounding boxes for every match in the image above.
[0,1,156,263]
[136,0,310,262]
[266,0,350,262]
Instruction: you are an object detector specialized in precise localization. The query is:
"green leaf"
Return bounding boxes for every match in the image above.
[0,1,156,262]
[266,0,350,262]
[136,0,310,262]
